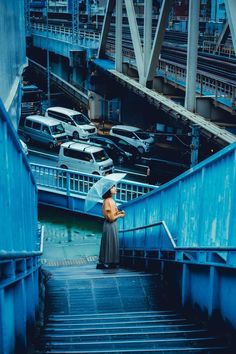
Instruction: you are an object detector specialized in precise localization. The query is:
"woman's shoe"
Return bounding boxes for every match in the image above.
[108,263,118,269]
[96,263,107,269]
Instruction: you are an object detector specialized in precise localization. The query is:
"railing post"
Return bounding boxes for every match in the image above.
[182,263,190,306]
[208,266,218,317]
[66,171,71,196]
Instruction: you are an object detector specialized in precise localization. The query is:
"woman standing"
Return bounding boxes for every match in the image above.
[97,185,125,269]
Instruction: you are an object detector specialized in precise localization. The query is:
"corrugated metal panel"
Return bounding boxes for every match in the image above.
[121,142,236,248]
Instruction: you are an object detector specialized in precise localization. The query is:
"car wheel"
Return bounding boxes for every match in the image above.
[73,131,80,140]
[118,156,125,165]
[25,135,31,143]
[60,165,68,169]
[138,146,145,154]
[48,142,54,150]
[92,172,99,175]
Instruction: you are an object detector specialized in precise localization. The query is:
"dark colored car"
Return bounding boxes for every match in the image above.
[89,135,139,165]
[106,135,141,162]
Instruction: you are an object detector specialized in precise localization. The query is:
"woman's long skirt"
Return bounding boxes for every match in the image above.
[99,220,119,265]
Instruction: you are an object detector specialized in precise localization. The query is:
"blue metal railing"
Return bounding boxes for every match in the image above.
[120,141,236,249]
[0,98,40,354]
[0,100,38,253]
[120,220,236,267]
[30,163,158,204]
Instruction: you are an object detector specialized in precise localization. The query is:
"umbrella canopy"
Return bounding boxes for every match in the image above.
[84,173,126,212]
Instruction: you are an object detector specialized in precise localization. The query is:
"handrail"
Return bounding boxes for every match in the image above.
[0,225,44,260]
[120,220,236,252]
[28,58,88,98]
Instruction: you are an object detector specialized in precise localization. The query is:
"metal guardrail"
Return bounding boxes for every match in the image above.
[201,40,235,58]
[28,58,88,104]
[31,22,100,44]
[120,220,236,267]
[30,163,158,203]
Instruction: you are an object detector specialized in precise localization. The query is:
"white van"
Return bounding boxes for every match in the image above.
[46,107,97,140]
[110,125,155,154]
[23,115,68,149]
[58,141,114,176]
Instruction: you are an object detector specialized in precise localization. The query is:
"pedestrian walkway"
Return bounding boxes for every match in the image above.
[34,264,230,353]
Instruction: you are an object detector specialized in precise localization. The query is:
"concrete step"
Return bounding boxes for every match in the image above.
[43,318,191,329]
[34,348,228,354]
[35,336,227,351]
[47,310,175,320]
[43,323,202,335]
[39,329,211,343]
[46,313,185,324]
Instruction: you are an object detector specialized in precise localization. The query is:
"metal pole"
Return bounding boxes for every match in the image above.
[115,0,123,72]
[46,0,51,107]
[190,124,199,167]
[185,0,200,112]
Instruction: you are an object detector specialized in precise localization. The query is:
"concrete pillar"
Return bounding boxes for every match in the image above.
[88,91,103,120]
[185,0,200,112]
[115,0,123,72]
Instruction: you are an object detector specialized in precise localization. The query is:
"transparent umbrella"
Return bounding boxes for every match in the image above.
[84,173,126,212]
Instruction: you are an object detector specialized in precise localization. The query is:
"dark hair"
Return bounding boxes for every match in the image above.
[102,185,115,199]
[102,190,112,199]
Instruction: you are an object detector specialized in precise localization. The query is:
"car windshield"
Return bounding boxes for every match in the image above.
[135,131,150,139]
[72,113,90,125]
[50,123,65,134]
[93,150,109,162]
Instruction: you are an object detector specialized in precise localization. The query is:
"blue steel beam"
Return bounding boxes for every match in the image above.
[115,0,123,72]
[98,0,115,58]
[124,0,144,82]
[145,0,173,85]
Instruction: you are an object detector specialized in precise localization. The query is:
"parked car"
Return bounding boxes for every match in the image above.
[110,125,155,154]
[89,135,137,165]
[106,135,141,161]
[58,141,114,176]
[46,107,97,140]
[22,115,68,149]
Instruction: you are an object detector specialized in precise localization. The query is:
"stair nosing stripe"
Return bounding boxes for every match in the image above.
[44,318,189,326]
[44,323,199,331]
[47,310,175,318]
[43,336,219,346]
[42,329,209,338]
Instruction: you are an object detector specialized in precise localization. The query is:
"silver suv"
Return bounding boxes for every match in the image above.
[110,125,154,154]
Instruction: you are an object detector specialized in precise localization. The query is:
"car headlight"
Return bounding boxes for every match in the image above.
[99,166,105,170]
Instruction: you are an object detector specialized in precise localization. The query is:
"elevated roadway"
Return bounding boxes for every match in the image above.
[95,61,236,147]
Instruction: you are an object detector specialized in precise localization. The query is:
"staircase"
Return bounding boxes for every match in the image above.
[34,264,230,353]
